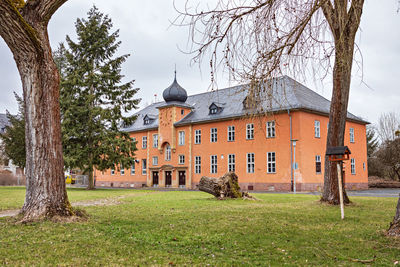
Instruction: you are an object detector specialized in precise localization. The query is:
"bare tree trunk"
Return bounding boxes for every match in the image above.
[0,1,73,221]
[199,172,250,199]
[387,195,400,236]
[19,55,73,220]
[87,164,95,190]
[320,1,364,204]
[321,44,352,204]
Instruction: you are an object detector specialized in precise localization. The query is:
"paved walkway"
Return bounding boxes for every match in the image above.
[305,188,400,198]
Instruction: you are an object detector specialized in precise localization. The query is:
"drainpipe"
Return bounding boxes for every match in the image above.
[288,110,293,192]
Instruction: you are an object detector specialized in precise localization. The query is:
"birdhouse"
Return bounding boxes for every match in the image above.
[326,146,351,162]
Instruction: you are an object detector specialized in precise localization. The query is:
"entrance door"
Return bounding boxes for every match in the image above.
[152,171,159,187]
[178,171,186,187]
[165,171,172,187]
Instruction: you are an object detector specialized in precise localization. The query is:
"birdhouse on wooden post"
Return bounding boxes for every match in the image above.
[326,146,351,162]
[326,146,351,220]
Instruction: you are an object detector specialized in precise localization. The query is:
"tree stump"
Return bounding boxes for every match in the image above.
[387,195,400,237]
[198,172,253,199]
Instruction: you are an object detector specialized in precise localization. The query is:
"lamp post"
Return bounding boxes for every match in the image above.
[291,139,298,193]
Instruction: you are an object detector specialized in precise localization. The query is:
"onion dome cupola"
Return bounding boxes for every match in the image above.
[162,71,188,103]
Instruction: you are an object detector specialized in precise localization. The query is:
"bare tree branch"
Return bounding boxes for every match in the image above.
[25,0,68,23]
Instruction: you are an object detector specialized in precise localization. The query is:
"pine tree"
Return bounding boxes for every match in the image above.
[366,126,379,158]
[0,93,26,170]
[59,6,140,189]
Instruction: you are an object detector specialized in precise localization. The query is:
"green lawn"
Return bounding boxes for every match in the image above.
[0,187,399,266]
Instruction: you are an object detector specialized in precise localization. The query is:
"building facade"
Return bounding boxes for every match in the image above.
[95,75,368,191]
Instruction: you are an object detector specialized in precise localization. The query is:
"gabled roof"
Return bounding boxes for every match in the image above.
[0,113,10,134]
[122,76,368,132]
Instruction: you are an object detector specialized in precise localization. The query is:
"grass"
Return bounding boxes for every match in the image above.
[0,187,399,266]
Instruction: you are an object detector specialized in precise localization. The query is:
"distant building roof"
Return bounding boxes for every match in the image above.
[123,76,368,133]
[0,113,10,134]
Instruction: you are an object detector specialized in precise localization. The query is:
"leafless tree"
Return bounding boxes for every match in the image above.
[175,0,364,204]
[376,112,400,143]
[0,0,73,221]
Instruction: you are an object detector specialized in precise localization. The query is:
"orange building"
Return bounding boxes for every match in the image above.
[95,75,368,191]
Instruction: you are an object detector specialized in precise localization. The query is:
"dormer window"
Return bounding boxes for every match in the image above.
[209,103,224,115]
[143,114,156,125]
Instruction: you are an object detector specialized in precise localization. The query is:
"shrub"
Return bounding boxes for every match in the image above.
[0,170,25,185]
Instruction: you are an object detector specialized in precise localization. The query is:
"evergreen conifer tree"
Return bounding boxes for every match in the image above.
[0,93,26,170]
[59,6,140,189]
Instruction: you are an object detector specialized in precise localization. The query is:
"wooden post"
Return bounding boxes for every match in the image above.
[336,162,345,219]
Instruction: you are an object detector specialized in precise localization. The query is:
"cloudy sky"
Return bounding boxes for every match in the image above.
[0,1,399,125]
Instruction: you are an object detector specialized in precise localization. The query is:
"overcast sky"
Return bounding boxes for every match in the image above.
[0,1,399,125]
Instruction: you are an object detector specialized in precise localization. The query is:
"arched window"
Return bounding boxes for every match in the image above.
[165,145,171,161]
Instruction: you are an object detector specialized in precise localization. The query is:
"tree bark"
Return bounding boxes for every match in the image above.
[320,0,364,204]
[387,195,400,236]
[199,172,246,199]
[0,1,73,221]
[87,163,95,190]
[321,45,352,204]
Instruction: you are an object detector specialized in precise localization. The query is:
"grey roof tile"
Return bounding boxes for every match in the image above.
[122,76,367,132]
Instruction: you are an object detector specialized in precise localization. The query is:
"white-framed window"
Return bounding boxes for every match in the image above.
[153,134,158,148]
[247,153,255,173]
[228,154,235,172]
[179,131,185,146]
[165,145,171,161]
[351,158,356,174]
[111,166,115,175]
[315,155,321,174]
[350,128,355,143]
[152,156,158,166]
[267,121,275,138]
[314,120,320,138]
[181,109,185,115]
[227,126,235,141]
[363,162,366,171]
[195,129,201,144]
[210,155,218,174]
[142,159,147,175]
[246,124,254,140]
[120,164,125,175]
[195,156,201,174]
[131,137,136,143]
[142,136,147,149]
[131,163,135,175]
[179,155,185,164]
[210,128,217,142]
[267,152,276,173]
